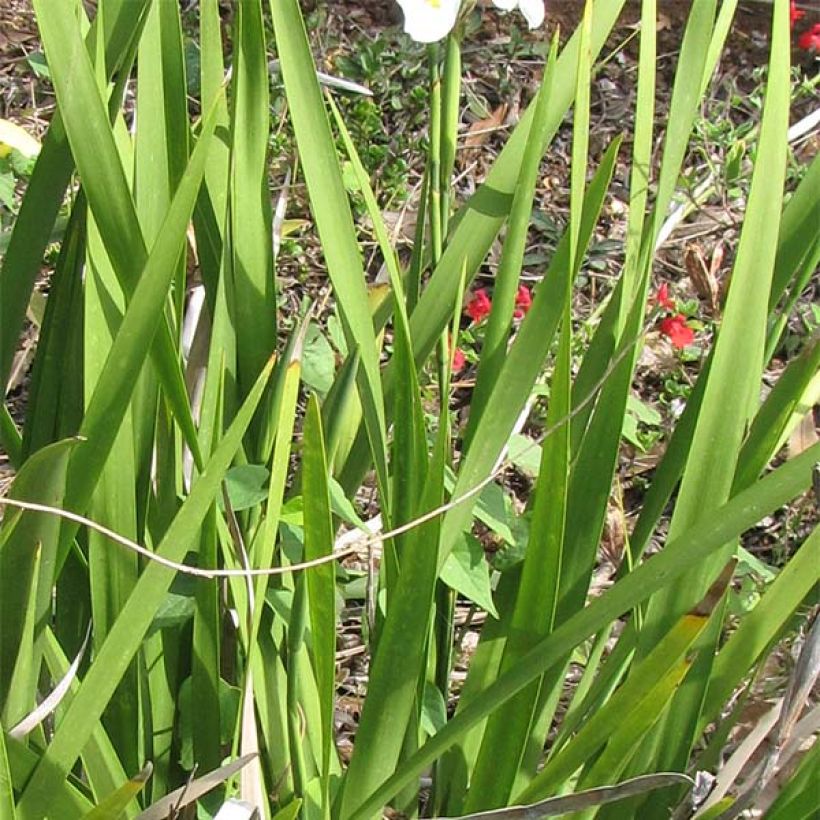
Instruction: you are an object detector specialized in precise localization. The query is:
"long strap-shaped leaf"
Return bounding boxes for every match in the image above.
[31,0,204,471]
[270,0,389,503]
[15,357,276,819]
[0,0,151,390]
[519,567,733,801]
[632,3,792,796]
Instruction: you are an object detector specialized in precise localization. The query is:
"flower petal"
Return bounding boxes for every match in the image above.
[396,0,461,43]
[516,0,545,29]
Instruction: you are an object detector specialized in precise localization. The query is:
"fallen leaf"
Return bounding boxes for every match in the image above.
[464,103,508,150]
[787,410,818,460]
[684,242,720,314]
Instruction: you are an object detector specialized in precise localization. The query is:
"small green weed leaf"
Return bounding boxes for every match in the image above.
[328,478,365,529]
[474,482,515,545]
[508,434,542,477]
[622,395,661,453]
[441,534,498,619]
[420,683,448,737]
[301,324,336,397]
[272,799,302,820]
[280,497,304,526]
[219,464,270,512]
[25,52,49,79]
[0,166,15,211]
[148,591,196,636]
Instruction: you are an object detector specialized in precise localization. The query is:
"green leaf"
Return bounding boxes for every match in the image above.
[178,678,240,771]
[440,534,498,619]
[301,324,336,397]
[420,683,448,737]
[302,394,338,805]
[220,464,270,512]
[0,730,15,820]
[507,434,543,477]
[229,0,276,410]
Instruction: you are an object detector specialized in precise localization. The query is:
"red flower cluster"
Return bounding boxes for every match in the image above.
[792,3,820,52]
[451,346,466,372]
[465,289,492,323]
[464,285,533,324]
[659,314,695,349]
[654,283,695,350]
[798,23,820,51]
[514,285,532,318]
[655,282,675,311]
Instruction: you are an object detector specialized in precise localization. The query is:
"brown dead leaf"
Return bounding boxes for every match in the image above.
[600,504,626,566]
[787,410,819,460]
[464,103,508,150]
[684,242,721,314]
[382,208,419,244]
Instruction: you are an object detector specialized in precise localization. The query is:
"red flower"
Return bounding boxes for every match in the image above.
[798,23,820,51]
[791,1,805,28]
[451,347,466,372]
[514,284,532,318]
[655,282,675,311]
[659,314,695,349]
[465,289,492,323]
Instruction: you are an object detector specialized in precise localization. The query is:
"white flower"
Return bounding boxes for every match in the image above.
[492,0,545,29]
[395,0,462,44]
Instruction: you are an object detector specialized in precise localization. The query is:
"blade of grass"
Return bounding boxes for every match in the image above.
[20,198,86,459]
[465,35,559,447]
[734,337,820,492]
[229,0,276,417]
[302,395,337,810]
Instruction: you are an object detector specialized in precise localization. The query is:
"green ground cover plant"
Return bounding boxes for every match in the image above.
[0,0,817,818]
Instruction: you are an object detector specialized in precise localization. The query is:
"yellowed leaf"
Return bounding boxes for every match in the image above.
[0,118,40,158]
